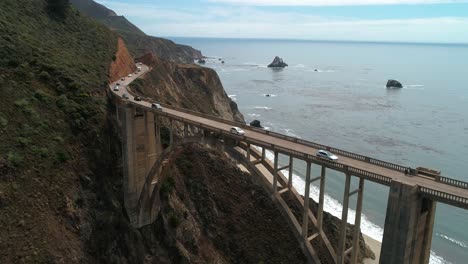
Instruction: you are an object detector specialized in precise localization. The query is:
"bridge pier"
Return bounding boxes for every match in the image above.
[302,161,312,239]
[288,156,293,188]
[121,105,163,226]
[380,181,436,264]
[273,151,279,193]
[169,119,174,146]
[317,166,326,232]
[337,173,352,264]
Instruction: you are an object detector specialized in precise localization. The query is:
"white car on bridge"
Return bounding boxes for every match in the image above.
[230,126,245,136]
[316,150,338,161]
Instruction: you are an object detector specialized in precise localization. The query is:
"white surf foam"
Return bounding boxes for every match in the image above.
[247,113,261,118]
[437,233,468,249]
[404,84,425,90]
[263,94,278,97]
[294,64,306,68]
[283,128,301,138]
[307,69,335,73]
[243,62,267,68]
[254,106,272,110]
[254,146,451,264]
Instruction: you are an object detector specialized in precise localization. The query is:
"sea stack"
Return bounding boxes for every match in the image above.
[268,56,288,68]
[198,59,206,64]
[386,79,403,88]
[250,120,263,128]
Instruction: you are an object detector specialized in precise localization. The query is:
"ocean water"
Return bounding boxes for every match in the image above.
[170,37,468,264]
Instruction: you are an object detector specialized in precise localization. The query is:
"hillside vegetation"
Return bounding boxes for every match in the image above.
[70,0,203,63]
[0,0,119,261]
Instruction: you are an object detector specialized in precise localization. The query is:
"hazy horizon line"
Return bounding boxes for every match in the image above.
[165,36,468,46]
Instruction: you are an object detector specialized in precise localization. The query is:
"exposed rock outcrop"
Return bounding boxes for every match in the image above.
[134,53,244,123]
[109,38,136,82]
[250,119,263,128]
[268,56,288,68]
[386,79,403,88]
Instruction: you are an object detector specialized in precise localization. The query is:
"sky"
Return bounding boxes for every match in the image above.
[96,0,468,44]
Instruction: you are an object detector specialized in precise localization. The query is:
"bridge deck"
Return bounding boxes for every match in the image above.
[111,64,468,209]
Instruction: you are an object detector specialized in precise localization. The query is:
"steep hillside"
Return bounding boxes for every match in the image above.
[70,0,203,63]
[132,53,244,123]
[0,0,120,262]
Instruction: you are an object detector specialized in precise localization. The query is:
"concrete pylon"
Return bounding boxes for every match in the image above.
[122,106,162,226]
[121,105,138,224]
[380,180,437,264]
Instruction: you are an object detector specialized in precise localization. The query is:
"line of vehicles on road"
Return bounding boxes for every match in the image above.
[115,63,338,161]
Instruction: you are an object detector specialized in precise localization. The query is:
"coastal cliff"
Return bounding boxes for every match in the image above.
[70,0,203,64]
[134,53,244,123]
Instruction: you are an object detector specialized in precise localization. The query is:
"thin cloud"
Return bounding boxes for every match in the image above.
[207,0,468,6]
[95,0,468,43]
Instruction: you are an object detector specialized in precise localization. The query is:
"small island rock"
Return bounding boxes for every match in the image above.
[250,120,263,128]
[386,79,402,88]
[268,56,288,68]
[198,59,206,64]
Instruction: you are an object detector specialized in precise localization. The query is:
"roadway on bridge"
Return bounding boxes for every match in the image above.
[111,64,468,203]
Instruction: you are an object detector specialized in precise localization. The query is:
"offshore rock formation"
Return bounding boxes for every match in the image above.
[386,79,403,88]
[268,56,288,68]
[250,119,263,128]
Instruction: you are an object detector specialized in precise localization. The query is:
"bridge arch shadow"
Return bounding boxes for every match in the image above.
[136,136,223,227]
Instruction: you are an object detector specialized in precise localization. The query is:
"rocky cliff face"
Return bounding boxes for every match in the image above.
[134,53,244,123]
[70,0,202,64]
[109,38,136,82]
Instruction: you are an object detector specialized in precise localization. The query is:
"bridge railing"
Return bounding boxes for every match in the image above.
[158,103,410,172]
[122,87,468,193]
[420,187,468,209]
[438,177,468,190]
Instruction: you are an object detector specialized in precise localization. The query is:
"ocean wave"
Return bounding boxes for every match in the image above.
[253,147,451,264]
[243,62,267,68]
[293,64,306,68]
[437,233,468,249]
[263,94,277,97]
[254,106,272,110]
[247,113,261,117]
[307,69,335,73]
[282,128,301,138]
[404,84,425,90]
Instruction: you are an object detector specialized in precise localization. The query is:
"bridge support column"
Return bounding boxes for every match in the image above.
[288,156,293,188]
[337,173,352,264]
[246,143,251,161]
[301,161,312,239]
[273,151,279,193]
[317,166,326,232]
[380,181,436,264]
[350,178,365,264]
[261,147,266,161]
[145,111,159,172]
[183,123,188,137]
[169,119,174,146]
